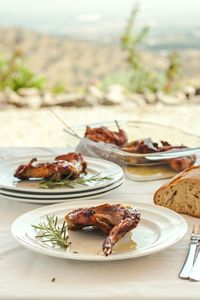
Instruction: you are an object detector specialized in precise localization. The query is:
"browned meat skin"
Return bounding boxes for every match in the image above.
[103,217,140,256]
[65,204,141,256]
[121,139,187,154]
[159,143,196,172]
[55,152,83,162]
[159,141,186,152]
[55,152,87,175]
[167,156,196,172]
[84,124,195,173]
[121,138,196,172]
[14,153,87,180]
[121,138,158,153]
[84,126,127,146]
[84,125,192,172]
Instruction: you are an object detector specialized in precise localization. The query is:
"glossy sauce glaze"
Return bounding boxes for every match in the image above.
[67,228,137,255]
[125,164,176,181]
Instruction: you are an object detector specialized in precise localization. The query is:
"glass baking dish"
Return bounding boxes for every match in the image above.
[64,120,200,181]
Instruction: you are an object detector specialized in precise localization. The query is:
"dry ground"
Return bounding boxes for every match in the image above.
[1,103,200,147]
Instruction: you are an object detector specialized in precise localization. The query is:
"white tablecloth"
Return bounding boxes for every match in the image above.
[0,148,199,300]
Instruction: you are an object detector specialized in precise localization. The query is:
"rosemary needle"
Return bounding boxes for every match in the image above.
[39,173,113,189]
[32,215,70,249]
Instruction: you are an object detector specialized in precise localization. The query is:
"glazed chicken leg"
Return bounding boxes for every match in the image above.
[65,204,141,256]
[14,153,87,180]
[84,126,127,146]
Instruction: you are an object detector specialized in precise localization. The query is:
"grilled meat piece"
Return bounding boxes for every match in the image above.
[167,156,196,172]
[84,122,195,173]
[159,140,186,152]
[14,152,87,180]
[84,126,127,146]
[121,139,187,154]
[55,152,87,174]
[121,138,196,172]
[121,138,159,153]
[65,203,141,256]
[158,142,196,172]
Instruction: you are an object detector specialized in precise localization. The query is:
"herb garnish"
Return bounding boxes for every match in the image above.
[32,215,70,249]
[39,173,113,189]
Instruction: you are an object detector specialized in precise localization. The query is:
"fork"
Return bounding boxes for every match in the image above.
[179,225,200,279]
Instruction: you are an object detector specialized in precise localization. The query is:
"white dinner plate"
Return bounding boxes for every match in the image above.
[11,199,187,261]
[0,178,124,203]
[0,176,124,199]
[0,156,123,194]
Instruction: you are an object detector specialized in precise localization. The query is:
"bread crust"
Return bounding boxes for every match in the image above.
[154,165,200,217]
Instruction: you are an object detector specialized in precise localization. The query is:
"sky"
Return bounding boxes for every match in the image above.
[0,0,199,14]
[0,0,200,38]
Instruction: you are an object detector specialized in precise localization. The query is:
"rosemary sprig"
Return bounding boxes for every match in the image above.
[39,173,113,189]
[32,215,70,249]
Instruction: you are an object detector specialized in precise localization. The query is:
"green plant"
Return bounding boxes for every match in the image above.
[121,4,149,71]
[101,4,182,95]
[120,4,159,93]
[164,51,182,93]
[122,4,182,94]
[0,50,45,91]
[51,81,67,94]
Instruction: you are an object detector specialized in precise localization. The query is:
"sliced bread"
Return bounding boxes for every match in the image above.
[154,165,200,217]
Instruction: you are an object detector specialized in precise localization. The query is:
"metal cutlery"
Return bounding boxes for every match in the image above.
[189,246,200,281]
[145,147,200,161]
[179,225,200,279]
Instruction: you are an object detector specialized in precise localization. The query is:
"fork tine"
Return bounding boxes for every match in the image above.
[198,225,200,234]
[192,225,196,234]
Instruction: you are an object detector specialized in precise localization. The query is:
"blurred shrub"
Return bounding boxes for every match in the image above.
[102,4,182,94]
[164,51,182,93]
[51,81,67,94]
[0,50,45,91]
[121,4,149,72]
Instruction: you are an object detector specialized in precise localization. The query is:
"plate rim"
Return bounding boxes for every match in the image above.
[0,176,124,198]
[0,179,125,204]
[11,200,187,261]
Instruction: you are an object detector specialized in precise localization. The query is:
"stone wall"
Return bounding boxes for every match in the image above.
[0,84,200,110]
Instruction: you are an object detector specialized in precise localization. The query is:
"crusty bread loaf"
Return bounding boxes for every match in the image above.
[154,165,200,217]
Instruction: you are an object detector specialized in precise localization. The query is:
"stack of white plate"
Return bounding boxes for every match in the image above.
[0,156,124,204]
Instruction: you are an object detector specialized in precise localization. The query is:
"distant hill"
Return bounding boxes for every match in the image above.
[0,27,199,88]
[1,0,200,48]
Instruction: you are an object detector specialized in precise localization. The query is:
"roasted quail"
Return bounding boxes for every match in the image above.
[121,139,196,172]
[84,126,127,146]
[65,203,141,256]
[14,152,87,180]
[84,125,195,172]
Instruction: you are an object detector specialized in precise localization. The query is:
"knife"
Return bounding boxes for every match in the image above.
[145,147,200,161]
[189,248,200,281]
